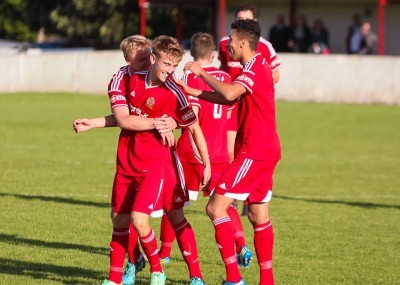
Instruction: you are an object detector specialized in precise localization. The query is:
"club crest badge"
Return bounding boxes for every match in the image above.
[146,97,155,109]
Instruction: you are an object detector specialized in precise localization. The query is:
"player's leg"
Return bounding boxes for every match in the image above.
[246,159,279,285]
[211,162,252,268]
[131,172,166,285]
[122,223,146,285]
[102,173,136,285]
[248,202,274,285]
[206,193,243,284]
[159,213,174,264]
[166,208,205,284]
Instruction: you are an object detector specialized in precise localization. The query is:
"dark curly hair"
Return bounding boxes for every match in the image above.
[231,19,261,51]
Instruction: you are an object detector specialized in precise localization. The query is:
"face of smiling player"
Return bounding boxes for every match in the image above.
[126,46,152,73]
[149,51,181,86]
[228,29,244,62]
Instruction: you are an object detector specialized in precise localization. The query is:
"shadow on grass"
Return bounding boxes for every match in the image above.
[0,257,102,284]
[274,194,400,210]
[0,192,109,208]
[0,233,107,255]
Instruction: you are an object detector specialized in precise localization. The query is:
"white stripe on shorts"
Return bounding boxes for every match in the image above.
[232,159,253,187]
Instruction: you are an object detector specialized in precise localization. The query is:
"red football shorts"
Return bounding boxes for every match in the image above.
[181,161,229,200]
[112,156,188,217]
[213,158,279,203]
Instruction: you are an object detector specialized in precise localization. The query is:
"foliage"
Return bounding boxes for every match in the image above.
[0,93,399,284]
[49,0,139,48]
[0,0,139,48]
[0,0,33,41]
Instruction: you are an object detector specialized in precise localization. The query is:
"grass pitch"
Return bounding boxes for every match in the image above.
[0,93,399,284]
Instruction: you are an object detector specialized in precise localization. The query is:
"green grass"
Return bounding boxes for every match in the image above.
[1,93,399,285]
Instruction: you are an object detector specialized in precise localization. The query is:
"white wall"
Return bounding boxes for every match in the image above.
[1,51,399,105]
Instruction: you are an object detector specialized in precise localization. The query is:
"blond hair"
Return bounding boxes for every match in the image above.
[151,35,185,61]
[120,35,151,60]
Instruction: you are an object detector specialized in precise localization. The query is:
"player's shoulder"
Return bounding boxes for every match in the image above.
[258,37,277,54]
[112,65,129,77]
[219,36,229,43]
[205,66,231,78]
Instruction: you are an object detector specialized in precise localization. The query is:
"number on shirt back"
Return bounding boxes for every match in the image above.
[213,104,222,119]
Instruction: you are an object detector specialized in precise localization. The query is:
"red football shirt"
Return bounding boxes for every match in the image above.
[127,71,196,173]
[109,70,197,175]
[233,53,281,160]
[219,36,281,80]
[177,66,232,164]
[108,66,136,175]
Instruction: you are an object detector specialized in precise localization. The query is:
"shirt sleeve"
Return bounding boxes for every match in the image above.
[258,37,282,71]
[108,69,129,110]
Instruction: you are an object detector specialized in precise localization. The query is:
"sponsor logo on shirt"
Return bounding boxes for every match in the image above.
[227,61,243,68]
[213,74,226,82]
[236,74,254,87]
[182,109,195,121]
[130,106,149,118]
[145,97,155,109]
[110,95,126,103]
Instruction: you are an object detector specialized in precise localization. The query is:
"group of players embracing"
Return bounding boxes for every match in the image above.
[73,3,281,285]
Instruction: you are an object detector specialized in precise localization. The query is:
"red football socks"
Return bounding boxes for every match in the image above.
[173,218,202,279]
[254,221,274,285]
[109,227,129,283]
[213,217,242,283]
[159,214,176,259]
[140,229,162,273]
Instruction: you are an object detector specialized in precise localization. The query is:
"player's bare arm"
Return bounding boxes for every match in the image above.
[73,114,117,133]
[272,70,280,84]
[186,121,211,188]
[113,106,176,146]
[183,61,246,103]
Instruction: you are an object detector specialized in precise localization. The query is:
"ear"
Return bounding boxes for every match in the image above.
[149,53,157,64]
[210,50,217,61]
[124,56,130,65]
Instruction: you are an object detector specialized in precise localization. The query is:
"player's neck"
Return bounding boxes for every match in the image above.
[146,71,162,87]
[196,58,213,68]
[240,50,257,66]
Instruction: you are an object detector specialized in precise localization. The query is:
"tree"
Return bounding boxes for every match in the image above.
[49,0,139,48]
[0,0,33,42]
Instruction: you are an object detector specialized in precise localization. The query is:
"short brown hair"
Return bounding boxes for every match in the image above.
[235,2,257,19]
[120,35,151,60]
[190,32,216,60]
[151,35,185,61]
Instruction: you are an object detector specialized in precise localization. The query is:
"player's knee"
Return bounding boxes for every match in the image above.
[132,216,150,233]
[167,209,184,226]
[112,213,131,228]
[206,202,221,220]
[247,211,269,225]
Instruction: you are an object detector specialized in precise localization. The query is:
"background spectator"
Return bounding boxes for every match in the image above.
[346,14,362,54]
[289,15,312,53]
[359,22,378,55]
[309,18,330,54]
[268,14,292,52]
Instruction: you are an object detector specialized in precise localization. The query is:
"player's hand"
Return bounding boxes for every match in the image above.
[73,118,93,133]
[154,114,177,134]
[183,61,202,76]
[160,131,175,147]
[200,163,211,192]
[173,78,202,97]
